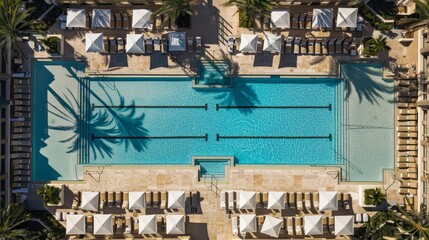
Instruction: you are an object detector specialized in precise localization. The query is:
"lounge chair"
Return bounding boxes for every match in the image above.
[12,133,31,139]
[115,215,124,234]
[153,37,161,52]
[14,176,30,182]
[14,88,30,94]
[287,217,294,235]
[196,36,202,54]
[399,109,417,115]
[72,191,80,210]
[294,216,303,235]
[227,36,235,54]
[155,14,162,31]
[122,12,129,30]
[263,16,270,30]
[122,192,129,209]
[397,156,416,163]
[296,192,303,210]
[14,164,30,170]
[13,94,30,100]
[11,140,31,146]
[399,151,417,156]
[356,16,363,32]
[397,126,417,132]
[12,182,28,189]
[109,13,115,29]
[362,213,369,223]
[399,172,417,180]
[343,38,351,54]
[328,39,336,54]
[107,191,114,208]
[153,191,160,208]
[232,216,239,236]
[313,192,319,210]
[292,13,299,29]
[400,168,418,174]
[228,191,235,210]
[161,37,168,54]
[322,216,329,234]
[109,37,117,53]
[285,37,293,54]
[160,191,167,209]
[145,191,152,208]
[257,215,265,231]
[13,100,30,106]
[314,38,322,55]
[307,38,315,55]
[300,38,308,55]
[145,38,153,53]
[87,12,92,29]
[343,193,350,209]
[13,159,30,165]
[293,37,301,54]
[220,191,226,210]
[304,192,311,210]
[117,37,125,53]
[115,13,122,29]
[328,216,335,234]
[14,106,30,112]
[398,162,417,168]
[187,37,194,53]
[288,192,296,209]
[55,211,62,221]
[13,127,30,133]
[255,14,263,30]
[103,37,110,53]
[398,121,417,127]
[262,192,268,208]
[12,146,31,153]
[350,40,357,56]
[398,132,417,138]
[398,145,418,151]
[191,191,200,213]
[335,38,344,54]
[401,181,418,189]
[100,191,106,210]
[162,14,170,30]
[255,192,261,208]
[299,13,306,29]
[14,79,29,85]
[14,112,30,118]
[124,216,132,233]
[305,12,313,29]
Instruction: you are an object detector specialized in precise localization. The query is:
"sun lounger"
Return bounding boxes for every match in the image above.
[145,38,153,53]
[295,216,303,235]
[145,191,152,208]
[153,191,160,208]
[161,37,168,54]
[401,181,418,189]
[362,213,369,223]
[13,94,30,100]
[115,215,124,234]
[398,156,416,163]
[304,192,311,210]
[398,121,417,127]
[299,13,306,29]
[255,192,261,208]
[14,112,30,118]
[117,37,125,53]
[72,191,80,210]
[103,37,110,53]
[296,192,303,210]
[109,37,117,53]
[285,36,293,54]
[153,37,161,52]
[162,14,170,30]
[14,106,30,112]
[196,36,202,54]
[335,38,344,54]
[155,14,162,30]
[228,191,235,210]
[14,176,30,182]
[232,216,239,236]
[12,133,31,139]
[107,191,114,208]
[399,109,417,115]
[293,37,301,54]
[160,191,167,209]
[398,139,418,144]
[86,215,93,232]
[13,88,30,94]
[313,192,319,210]
[291,13,299,29]
[343,38,351,54]
[343,193,350,209]
[13,127,30,133]
[13,100,30,106]
[322,216,329,233]
[397,127,417,132]
[328,39,336,54]
[55,211,62,221]
[13,159,30,165]
[314,38,322,55]
[307,38,315,54]
[397,132,417,138]
[187,37,194,53]
[320,38,328,54]
[114,13,122,29]
[356,16,363,32]
[263,16,270,30]
[400,168,418,174]
[220,191,226,210]
[99,191,106,210]
[12,182,29,189]
[11,140,31,146]
[14,164,30,170]
[286,217,293,235]
[87,12,92,28]
[257,215,265,231]
[122,12,129,30]
[12,146,31,153]
[228,36,235,54]
[13,121,31,127]
[305,12,313,29]
[288,192,296,209]
[399,172,417,180]
[14,79,29,85]
[398,162,417,168]
[400,151,417,156]
[124,216,132,233]
[328,216,335,234]
[262,192,268,208]
[300,38,308,54]
[255,14,263,30]
[398,145,418,151]
[122,192,129,209]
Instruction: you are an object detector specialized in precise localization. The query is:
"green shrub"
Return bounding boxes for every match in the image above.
[30,20,49,33]
[359,5,393,31]
[364,188,386,206]
[239,12,253,28]
[37,185,61,205]
[41,37,61,55]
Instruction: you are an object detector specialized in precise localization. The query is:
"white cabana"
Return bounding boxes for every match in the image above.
[239,214,257,233]
[260,215,283,238]
[126,34,145,53]
[239,34,258,53]
[129,191,146,210]
[336,8,358,28]
[270,10,290,29]
[263,34,282,53]
[92,9,111,28]
[66,9,86,28]
[238,191,256,210]
[319,191,338,211]
[93,214,113,235]
[267,191,285,209]
[138,215,157,234]
[132,9,152,29]
[169,32,186,52]
[168,191,185,209]
[304,215,323,235]
[166,215,185,235]
[85,33,104,53]
[80,191,99,211]
[66,214,85,235]
[312,8,333,28]
[335,216,354,235]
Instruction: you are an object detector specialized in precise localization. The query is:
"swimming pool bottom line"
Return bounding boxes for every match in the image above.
[216,134,333,141]
[216,104,332,111]
[92,103,209,110]
[92,134,209,141]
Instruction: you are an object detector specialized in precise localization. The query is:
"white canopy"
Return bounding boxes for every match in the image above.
[139,215,157,234]
[66,9,86,28]
[239,214,257,233]
[126,34,145,53]
[169,32,186,52]
[304,215,323,235]
[66,214,85,235]
[270,10,290,29]
[239,34,258,53]
[312,8,333,28]
[166,215,185,235]
[336,8,358,28]
[335,215,354,235]
[129,191,146,210]
[168,191,185,209]
[319,191,338,211]
[85,33,104,53]
[93,214,113,235]
[267,191,285,209]
[238,191,256,210]
[92,9,111,28]
[263,34,282,53]
[260,215,283,238]
[80,191,99,211]
[132,9,152,29]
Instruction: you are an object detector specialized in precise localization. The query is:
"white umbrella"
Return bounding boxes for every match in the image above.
[85,33,104,53]
[168,191,185,209]
[80,191,99,211]
[335,215,354,235]
[93,214,113,235]
[129,191,146,210]
[304,215,323,235]
[126,34,145,53]
[312,8,333,28]
[239,34,258,53]
[169,32,186,52]
[260,215,283,238]
[270,10,290,29]
[239,214,257,233]
[263,34,282,53]
[139,215,157,234]
[66,214,85,235]
[239,191,256,210]
[166,215,185,234]
[132,9,152,28]
[336,8,358,28]
[66,9,86,28]
[92,9,111,28]
[267,191,285,209]
[319,191,338,211]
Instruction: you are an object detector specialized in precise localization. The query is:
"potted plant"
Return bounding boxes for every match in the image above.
[37,184,63,206]
[364,187,386,207]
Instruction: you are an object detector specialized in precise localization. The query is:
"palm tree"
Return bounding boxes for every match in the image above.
[154,0,196,28]
[364,187,386,206]
[363,36,391,57]
[391,204,429,239]
[415,0,429,23]
[0,203,32,239]
[223,0,275,28]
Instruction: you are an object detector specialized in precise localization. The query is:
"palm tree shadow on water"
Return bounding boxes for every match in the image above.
[214,81,260,114]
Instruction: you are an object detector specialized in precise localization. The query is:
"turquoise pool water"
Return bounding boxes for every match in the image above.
[195,160,231,178]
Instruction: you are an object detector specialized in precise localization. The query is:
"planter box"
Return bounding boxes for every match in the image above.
[46,184,64,207]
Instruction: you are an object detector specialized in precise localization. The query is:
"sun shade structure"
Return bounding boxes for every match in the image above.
[129,191,146,210]
[93,214,113,235]
[126,34,145,53]
[336,8,358,28]
[166,215,185,234]
[66,9,86,28]
[312,8,333,28]
[92,9,111,28]
[169,32,186,52]
[270,10,290,29]
[335,215,354,235]
[263,34,282,53]
[238,191,256,209]
[239,34,258,53]
[138,215,157,234]
[304,215,323,235]
[80,191,99,211]
[240,214,257,233]
[168,191,186,209]
[319,191,338,211]
[260,215,283,238]
[66,214,85,235]
[267,191,285,209]
[132,9,152,28]
[85,33,104,53]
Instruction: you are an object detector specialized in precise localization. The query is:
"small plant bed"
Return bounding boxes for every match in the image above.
[359,5,393,31]
[41,37,61,55]
[367,0,397,20]
[362,36,391,57]
[364,187,386,207]
[30,211,66,239]
[37,184,61,206]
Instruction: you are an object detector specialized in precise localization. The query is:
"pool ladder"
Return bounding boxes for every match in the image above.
[204,174,220,197]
